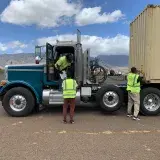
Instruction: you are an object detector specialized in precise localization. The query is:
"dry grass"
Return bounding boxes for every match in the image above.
[0,72,4,81]
[0,69,4,72]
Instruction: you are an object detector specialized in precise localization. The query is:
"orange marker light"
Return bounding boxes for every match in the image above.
[0,80,7,86]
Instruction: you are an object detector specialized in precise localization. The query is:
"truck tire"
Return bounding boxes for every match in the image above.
[2,87,35,117]
[90,65,107,85]
[96,85,124,112]
[140,87,160,116]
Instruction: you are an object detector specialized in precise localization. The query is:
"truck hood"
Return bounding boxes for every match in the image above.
[6,63,45,70]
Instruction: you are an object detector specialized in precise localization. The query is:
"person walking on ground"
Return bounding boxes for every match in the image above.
[126,67,143,121]
[62,71,78,124]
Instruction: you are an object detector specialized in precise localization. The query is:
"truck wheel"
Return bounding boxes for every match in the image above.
[2,87,35,117]
[140,87,160,116]
[96,85,124,112]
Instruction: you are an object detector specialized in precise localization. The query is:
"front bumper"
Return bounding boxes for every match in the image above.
[0,80,8,92]
[0,85,3,93]
[0,86,3,101]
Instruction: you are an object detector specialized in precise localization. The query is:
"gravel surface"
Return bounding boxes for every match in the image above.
[1,73,160,160]
[1,104,160,160]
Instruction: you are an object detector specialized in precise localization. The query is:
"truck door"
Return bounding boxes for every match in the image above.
[83,49,90,84]
[46,43,54,81]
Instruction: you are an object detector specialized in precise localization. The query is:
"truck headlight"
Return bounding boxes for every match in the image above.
[4,65,8,80]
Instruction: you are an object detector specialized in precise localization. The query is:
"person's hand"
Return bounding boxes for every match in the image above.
[142,77,149,83]
[137,70,140,74]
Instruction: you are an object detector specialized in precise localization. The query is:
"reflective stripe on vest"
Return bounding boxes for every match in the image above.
[63,79,75,91]
[63,79,76,98]
[127,74,140,87]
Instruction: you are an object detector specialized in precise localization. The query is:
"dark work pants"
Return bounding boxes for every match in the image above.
[63,98,76,121]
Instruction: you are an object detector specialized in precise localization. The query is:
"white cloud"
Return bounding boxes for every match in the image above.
[75,7,125,26]
[0,0,125,27]
[0,0,81,28]
[0,41,27,52]
[14,49,23,54]
[123,20,131,25]
[37,34,129,56]
[7,41,27,49]
[0,43,8,51]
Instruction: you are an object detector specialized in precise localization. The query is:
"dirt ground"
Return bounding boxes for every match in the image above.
[1,72,160,160]
[1,104,160,160]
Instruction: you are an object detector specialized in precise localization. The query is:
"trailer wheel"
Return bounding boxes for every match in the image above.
[2,87,35,117]
[140,87,160,116]
[96,85,124,112]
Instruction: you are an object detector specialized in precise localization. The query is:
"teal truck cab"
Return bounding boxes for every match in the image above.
[0,30,125,117]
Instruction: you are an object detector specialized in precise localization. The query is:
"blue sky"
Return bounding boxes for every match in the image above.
[0,0,159,55]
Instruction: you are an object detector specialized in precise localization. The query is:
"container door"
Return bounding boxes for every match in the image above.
[83,49,90,84]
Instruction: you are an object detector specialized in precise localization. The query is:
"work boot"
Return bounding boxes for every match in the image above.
[132,116,140,121]
[127,114,132,117]
[70,120,74,124]
[63,120,67,124]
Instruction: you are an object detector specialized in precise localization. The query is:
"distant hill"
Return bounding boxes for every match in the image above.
[0,53,35,68]
[98,55,128,67]
[0,53,128,68]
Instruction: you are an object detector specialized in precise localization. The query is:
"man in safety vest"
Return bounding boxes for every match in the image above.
[55,54,72,80]
[55,54,73,90]
[62,70,78,124]
[126,67,142,121]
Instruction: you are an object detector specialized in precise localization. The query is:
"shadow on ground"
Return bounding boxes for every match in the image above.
[33,104,127,117]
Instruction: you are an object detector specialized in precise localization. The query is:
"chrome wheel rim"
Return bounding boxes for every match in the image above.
[103,91,119,108]
[9,95,27,112]
[143,94,160,112]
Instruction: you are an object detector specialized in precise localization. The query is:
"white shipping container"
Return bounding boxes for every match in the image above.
[129,5,160,83]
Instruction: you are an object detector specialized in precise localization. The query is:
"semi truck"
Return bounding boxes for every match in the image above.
[0,30,124,117]
[0,4,160,117]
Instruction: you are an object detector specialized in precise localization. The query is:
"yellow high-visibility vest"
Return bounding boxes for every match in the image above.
[55,56,71,71]
[127,73,140,93]
[62,79,77,99]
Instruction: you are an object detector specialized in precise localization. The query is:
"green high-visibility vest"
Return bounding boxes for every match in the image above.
[62,79,77,99]
[127,73,140,93]
[55,56,71,71]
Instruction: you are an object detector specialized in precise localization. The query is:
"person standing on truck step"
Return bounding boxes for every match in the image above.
[126,67,142,121]
[55,54,72,90]
[55,54,72,79]
[62,70,78,124]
